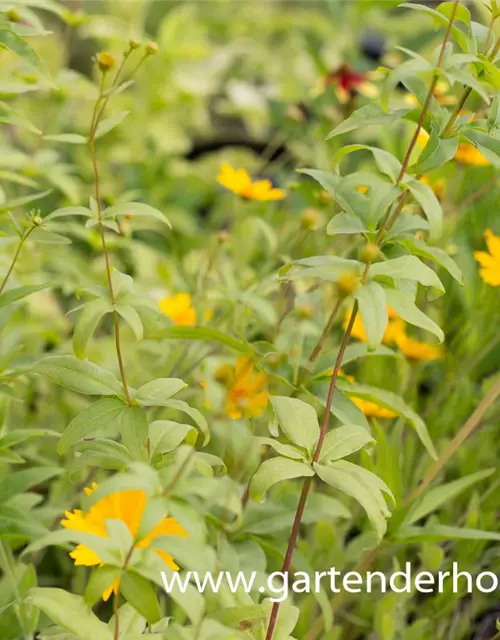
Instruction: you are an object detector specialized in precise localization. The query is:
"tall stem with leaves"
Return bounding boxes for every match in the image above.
[264,2,461,637]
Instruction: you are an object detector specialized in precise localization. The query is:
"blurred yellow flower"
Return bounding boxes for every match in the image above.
[351,397,397,419]
[419,175,447,201]
[217,163,286,201]
[346,308,443,361]
[158,292,196,326]
[417,129,489,166]
[474,229,500,287]
[61,484,188,601]
[222,356,269,420]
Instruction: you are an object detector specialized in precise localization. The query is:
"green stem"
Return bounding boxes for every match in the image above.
[0,226,35,296]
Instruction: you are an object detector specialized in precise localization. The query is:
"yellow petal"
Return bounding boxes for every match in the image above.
[69,544,102,567]
[102,576,120,602]
[485,229,500,260]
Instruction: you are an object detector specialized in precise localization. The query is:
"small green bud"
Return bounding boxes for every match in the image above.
[145,41,159,55]
[33,215,43,226]
[7,8,20,21]
[300,208,321,231]
[336,271,359,297]
[129,39,141,50]
[96,51,115,72]
[359,242,380,264]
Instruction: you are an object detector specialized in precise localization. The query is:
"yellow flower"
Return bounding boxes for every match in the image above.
[346,308,443,361]
[351,397,397,419]
[396,334,443,361]
[417,129,489,166]
[222,356,269,420]
[419,175,447,201]
[474,229,500,287]
[217,163,286,201]
[61,484,188,601]
[158,293,196,326]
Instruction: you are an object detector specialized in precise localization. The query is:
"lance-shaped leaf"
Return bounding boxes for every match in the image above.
[314,461,394,541]
[119,406,149,461]
[250,457,314,502]
[384,288,444,343]
[270,396,319,457]
[398,236,463,284]
[354,281,388,350]
[73,298,113,359]
[327,104,412,138]
[33,356,125,397]
[58,397,126,454]
[134,378,187,406]
[103,202,171,228]
[369,255,444,294]
[95,110,130,139]
[318,425,375,463]
[338,380,437,459]
[0,283,50,310]
[402,175,443,239]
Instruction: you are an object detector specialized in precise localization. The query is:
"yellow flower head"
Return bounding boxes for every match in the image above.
[222,356,269,420]
[419,175,447,201]
[345,308,443,361]
[217,163,286,201]
[61,484,188,601]
[474,229,500,287]
[351,397,397,419]
[158,292,196,326]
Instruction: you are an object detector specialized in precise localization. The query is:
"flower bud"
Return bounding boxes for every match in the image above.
[217,230,230,244]
[317,189,332,205]
[96,52,115,72]
[7,8,20,21]
[300,208,321,231]
[297,304,313,319]
[129,39,141,50]
[145,41,159,55]
[33,215,43,226]
[359,242,380,264]
[214,364,233,385]
[336,271,359,297]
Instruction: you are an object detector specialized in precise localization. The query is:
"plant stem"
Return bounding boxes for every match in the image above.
[264,305,359,640]
[406,376,500,504]
[266,4,462,638]
[113,543,136,640]
[89,72,133,406]
[307,298,342,367]
[0,226,35,296]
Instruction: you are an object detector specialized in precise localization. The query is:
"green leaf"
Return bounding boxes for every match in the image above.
[404,468,495,525]
[318,425,375,463]
[157,325,252,353]
[327,213,369,236]
[0,283,50,310]
[0,467,61,503]
[396,524,500,543]
[149,420,197,456]
[314,461,393,541]
[134,378,187,406]
[115,304,144,341]
[161,399,209,446]
[398,236,463,284]
[249,457,314,502]
[25,588,113,640]
[43,133,88,144]
[332,145,403,183]
[210,602,272,629]
[256,437,306,461]
[402,176,443,239]
[85,566,122,607]
[339,381,437,459]
[460,128,500,166]
[0,428,59,449]
[120,571,161,624]
[71,439,134,472]
[44,206,94,222]
[270,396,319,457]
[103,202,171,228]
[28,228,71,244]
[73,299,113,359]
[413,128,459,173]
[327,104,411,138]
[95,111,130,139]
[33,356,125,396]
[0,189,52,212]
[0,26,44,70]
[398,5,470,51]
[370,255,444,294]
[383,288,444,343]
[58,397,126,454]
[354,281,388,350]
[120,406,149,461]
